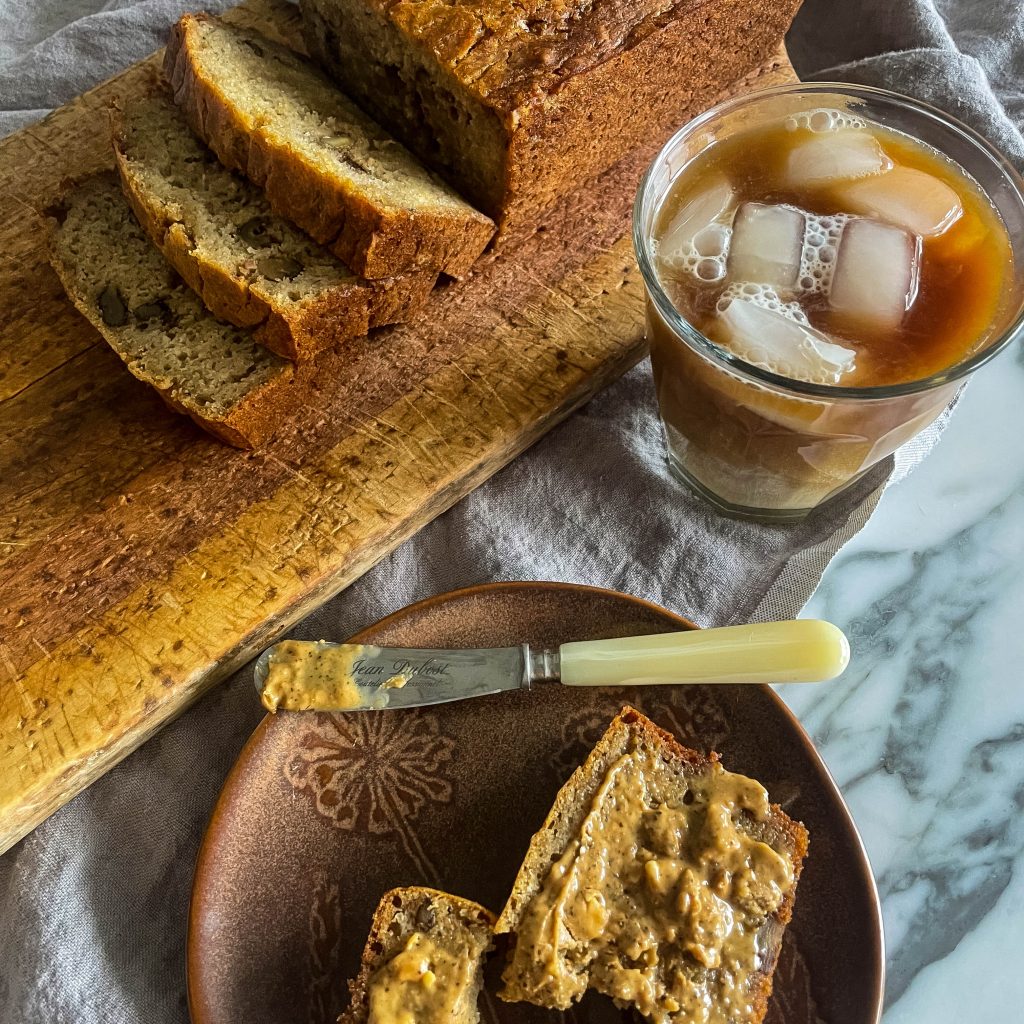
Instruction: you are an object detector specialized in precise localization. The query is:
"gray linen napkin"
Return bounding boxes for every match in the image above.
[1,1,1021,1020]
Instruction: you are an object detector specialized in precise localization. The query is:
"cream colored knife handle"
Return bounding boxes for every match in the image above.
[558,620,849,686]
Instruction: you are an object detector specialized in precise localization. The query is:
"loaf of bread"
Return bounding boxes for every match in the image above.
[48,174,304,448]
[301,0,803,238]
[496,706,808,1023]
[113,88,437,362]
[164,14,495,280]
[340,887,495,1024]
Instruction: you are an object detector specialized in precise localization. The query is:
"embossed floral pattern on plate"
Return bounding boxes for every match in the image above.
[286,710,455,885]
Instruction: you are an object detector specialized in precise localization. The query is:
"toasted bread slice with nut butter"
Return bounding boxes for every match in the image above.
[495,706,808,1023]
[339,887,495,1024]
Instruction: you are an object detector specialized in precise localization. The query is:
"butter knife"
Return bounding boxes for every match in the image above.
[253,619,849,713]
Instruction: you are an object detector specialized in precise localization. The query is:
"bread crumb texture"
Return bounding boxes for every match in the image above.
[48,174,295,447]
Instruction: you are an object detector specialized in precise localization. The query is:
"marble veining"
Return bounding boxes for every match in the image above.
[783,356,1024,1019]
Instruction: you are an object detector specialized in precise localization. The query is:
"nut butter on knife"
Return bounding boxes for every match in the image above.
[253,620,849,713]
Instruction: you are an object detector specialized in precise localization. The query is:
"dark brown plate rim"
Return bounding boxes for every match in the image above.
[186,580,885,1023]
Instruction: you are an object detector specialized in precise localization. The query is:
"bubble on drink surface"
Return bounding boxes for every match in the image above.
[715,288,857,384]
[717,282,807,319]
[695,257,727,282]
[655,177,734,283]
[784,108,867,133]
[798,212,848,295]
[693,223,731,257]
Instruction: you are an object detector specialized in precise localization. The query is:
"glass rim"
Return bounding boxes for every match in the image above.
[633,81,1024,401]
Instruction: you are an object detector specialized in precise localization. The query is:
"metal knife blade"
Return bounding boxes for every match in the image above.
[253,639,559,713]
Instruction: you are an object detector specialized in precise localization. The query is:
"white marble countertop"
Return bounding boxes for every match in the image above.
[781,350,1024,1020]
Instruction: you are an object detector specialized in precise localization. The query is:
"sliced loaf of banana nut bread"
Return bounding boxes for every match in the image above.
[113,88,438,362]
[340,887,495,1024]
[496,706,808,1023]
[301,0,802,239]
[48,174,304,448]
[164,14,494,280]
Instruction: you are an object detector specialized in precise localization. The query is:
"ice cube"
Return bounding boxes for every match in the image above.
[830,218,920,332]
[785,131,892,189]
[728,202,805,289]
[716,297,856,384]
[836,165,963,236]
[657,177,734,269]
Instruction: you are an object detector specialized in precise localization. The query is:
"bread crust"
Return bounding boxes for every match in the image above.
[163,14,494,280]
[499,0,803,240]
[111,94,438,363]
[495,706,808,1024]
[300,0,803,237]
[340,886,496,1024]
[150,360,314,448]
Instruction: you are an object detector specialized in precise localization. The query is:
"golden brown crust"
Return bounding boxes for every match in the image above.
[341,0,759,113]
[495,705,808,1024]
[253,275,437,361]
[163,14,494,280]
[150,365,310,448]
[301,0,802,236]
[339,886,496,1024]
[160,354,320,448]
[497,0,803,240]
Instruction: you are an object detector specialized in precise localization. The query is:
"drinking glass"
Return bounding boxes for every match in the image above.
[633,84,1024,520]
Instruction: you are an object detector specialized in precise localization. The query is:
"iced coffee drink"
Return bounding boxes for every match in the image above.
[634,86,1024,518]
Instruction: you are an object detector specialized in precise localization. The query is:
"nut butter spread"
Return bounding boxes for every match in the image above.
[261,640,369,712]
[367,931,476,1024]
[506,748,794,1023]
[261,641,414,713]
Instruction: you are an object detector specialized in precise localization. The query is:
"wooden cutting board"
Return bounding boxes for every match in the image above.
[0,0,795,854]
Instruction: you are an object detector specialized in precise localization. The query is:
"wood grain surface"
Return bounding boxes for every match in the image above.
[0,0,795,854]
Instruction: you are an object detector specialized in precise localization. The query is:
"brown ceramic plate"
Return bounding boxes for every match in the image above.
[188,582,883,1024]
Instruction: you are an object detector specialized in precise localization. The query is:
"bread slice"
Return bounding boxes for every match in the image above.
[113,87,438,362]
[340,887,496,1024]
[163,14,494,280]
[47,174,304,448]
[495,706,808,1023]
